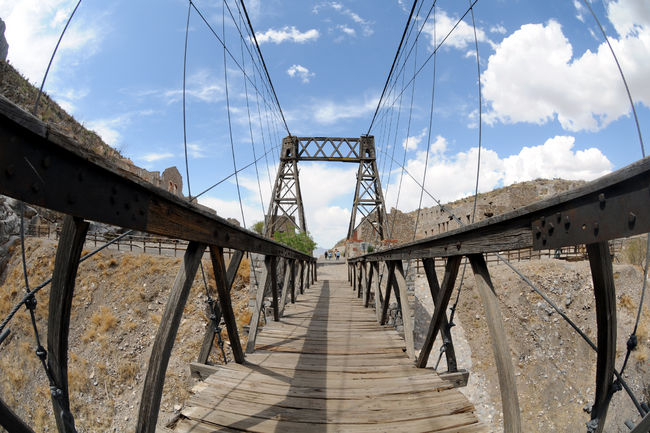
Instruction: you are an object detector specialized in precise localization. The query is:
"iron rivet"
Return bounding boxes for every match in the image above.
[556,212,561,223]
[548,223,554,235]
[540,216,546,227]
[456,242,461,250]
[564,215,571,230]
[593,222,599,236]
[598,193,605,202]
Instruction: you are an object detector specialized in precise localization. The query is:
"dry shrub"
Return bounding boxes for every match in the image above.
[620,294,635,311]
[117,361,139,383]
[237,257,251,284]
[83,306,118,342]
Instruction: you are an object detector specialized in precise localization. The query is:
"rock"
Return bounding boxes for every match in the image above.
[0,19,7,61]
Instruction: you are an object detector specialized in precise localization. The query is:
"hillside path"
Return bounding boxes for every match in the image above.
[170,262,486,433]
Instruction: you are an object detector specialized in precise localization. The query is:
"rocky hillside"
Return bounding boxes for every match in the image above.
[0,238,251,431]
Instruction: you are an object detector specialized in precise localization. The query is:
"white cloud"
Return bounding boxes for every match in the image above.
[402,128,427,151]
[86,118,122,147]
[287,64,315,83]
[422,8,491,50]
[490,24,507,35]
[161,69,224,104]
[256,26,319,44]
[313,2,374,37]
[197,196,263,228]
[481,16,650,132]
[384,135,611,211]
[482,5,650,131]
[573,0,586,23]
[0,0,104,86]
[139,152,174,163]
[304,95,379,125]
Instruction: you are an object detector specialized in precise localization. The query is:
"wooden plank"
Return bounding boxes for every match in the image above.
[417,256,461,369]
[391,260,415,359]
[586,241,617,433]
[468,254,521,433]
[136,241,205,433]
[209,246,244,364]
[197,250,243,364]
[630,412,650,433]
[0,96,311,262]
[47,215,89,433]
[0,396,36,433]
[380,262,395,325]
[246,256,273,353]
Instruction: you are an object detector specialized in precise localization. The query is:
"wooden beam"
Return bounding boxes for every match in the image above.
[468,253,521,433]
[137,241,205,433]
[0,391,36,433]
[289,259,297,304]
[416,256,461,369]
[197,250,243,364]
[209,246,244,364]
[373,262,383,323]
[0,96,311,262]
[245,255,273,353]
[380,262,395,325]
[279,259,292,316]
[268,256,279,321]
[630,412,650,433]
[47,215,89,433]
[391,260,415,360]
[364,262,374,308]
[586,241,617,433]
[352,264,357,292]
[357,262,363,299]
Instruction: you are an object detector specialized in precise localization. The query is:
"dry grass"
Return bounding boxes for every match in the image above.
[83,306,118,342]
[620,294,636,311]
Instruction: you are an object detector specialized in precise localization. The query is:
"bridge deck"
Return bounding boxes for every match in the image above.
[172,263,486,433]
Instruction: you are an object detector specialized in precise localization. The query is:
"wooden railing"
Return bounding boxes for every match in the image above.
[0,96,316,433]
[348,156,650,433]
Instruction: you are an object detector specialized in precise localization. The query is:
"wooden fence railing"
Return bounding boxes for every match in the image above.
[348,155,650,433]
[0,96,316,433]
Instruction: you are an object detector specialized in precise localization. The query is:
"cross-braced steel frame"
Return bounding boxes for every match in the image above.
[265,136,388,241]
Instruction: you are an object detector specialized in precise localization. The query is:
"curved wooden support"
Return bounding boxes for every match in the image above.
[352,264,357,292]
[197,250,243,364]
[468,253,521,433]
[299,261,305,293]
[380,262,394,325]
[0,396,36,433]
[209,246,244,364]
[357,262,364,299]
[48,215,89,433]
[391,260,415,359]
[586,241,617,433]
[372,262,384,323]
[364,262,374,307]
[289,259,297,304]
[416,256,461,370]
[279,259,292,315]
[246,255,275,353]
[136,241,205,433]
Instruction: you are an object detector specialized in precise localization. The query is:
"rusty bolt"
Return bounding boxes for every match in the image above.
[535,227,542,239]
[540,216,546,226]
[548,223,555,235]
[564,215,571,230]
[629,212,637,228]
[456,241,462,250]
[593,222,599,236]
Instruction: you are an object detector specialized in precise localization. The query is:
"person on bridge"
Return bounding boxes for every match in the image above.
[335,250,340,260]
[328,251,332,260]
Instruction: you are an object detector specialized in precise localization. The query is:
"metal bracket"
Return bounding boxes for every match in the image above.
[532,187,650,250]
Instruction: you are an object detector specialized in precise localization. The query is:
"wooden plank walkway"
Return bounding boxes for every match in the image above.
[171,263,486,433]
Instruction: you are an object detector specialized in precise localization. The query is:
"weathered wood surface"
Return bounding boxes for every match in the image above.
[0,95,312,262]
[0,396,36,433]
[137,242,205,433]
[468,254,521,433]
[172,263,485,433]
[586,242,617,433]
[47,215,89,433]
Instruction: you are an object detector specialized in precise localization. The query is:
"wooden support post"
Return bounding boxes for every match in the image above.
[299,260,305,295]
[468,253,521,433]
[0,384,36,433]
[246,255,276,353]
[352,264,357,292]
[348,263,351,282]
[289,259,297,303]
[304,261,309,290]
[279,259,292,316]
[364,262,374,307]
[268,256,279,321]
[373,262,384,323]
[313,260,317,282]
[380,262,395,325]
[209,246,244,364]
[416,256,461,369]
[391,260,415,360]
[137,241,205,433]
[197,250,243,364]
[586,241,617,433]
[357,262,363,299]
[48,215,89,433]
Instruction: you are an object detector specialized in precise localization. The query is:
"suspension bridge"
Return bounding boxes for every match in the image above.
[0,0,649,432]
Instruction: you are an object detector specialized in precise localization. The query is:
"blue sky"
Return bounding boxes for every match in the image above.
[1,0,649,248]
